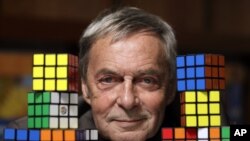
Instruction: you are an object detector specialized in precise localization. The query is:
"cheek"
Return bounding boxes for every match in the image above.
[90,87,118,117]
[141,91,166,116]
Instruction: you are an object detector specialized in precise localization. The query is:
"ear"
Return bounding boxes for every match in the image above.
[81,79,91,105]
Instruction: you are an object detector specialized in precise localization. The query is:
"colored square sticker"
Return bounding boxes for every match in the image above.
[4,128,15,140]
[29,130,40,141]
[162,128,173,139]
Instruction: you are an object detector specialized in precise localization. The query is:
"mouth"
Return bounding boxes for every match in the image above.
[112,118,146,129]
[114,119,143,122]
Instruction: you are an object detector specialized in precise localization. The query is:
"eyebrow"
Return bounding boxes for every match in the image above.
[135,69,162,77]
[95,68,120,78]
[95,68,162,77]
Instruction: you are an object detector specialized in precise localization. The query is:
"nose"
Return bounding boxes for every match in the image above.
[117,78,139,110]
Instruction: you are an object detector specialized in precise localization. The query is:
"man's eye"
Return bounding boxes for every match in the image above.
[141,77,158,85]
[137,77,160,90]
[97,76,122,90]
[99,76,117,84]
[143,78,154,84]
[101,77,112,83]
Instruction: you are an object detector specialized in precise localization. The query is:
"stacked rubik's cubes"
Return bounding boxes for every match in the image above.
[29,53,79,129]
[4,53,98,141]
[162,54,230,140]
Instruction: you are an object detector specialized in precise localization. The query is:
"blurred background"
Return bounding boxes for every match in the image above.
[0,0,250,137]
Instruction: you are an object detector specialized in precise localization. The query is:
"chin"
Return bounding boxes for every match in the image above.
[110,131,148,141]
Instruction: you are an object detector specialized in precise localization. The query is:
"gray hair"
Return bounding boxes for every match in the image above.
[79,7,177,102]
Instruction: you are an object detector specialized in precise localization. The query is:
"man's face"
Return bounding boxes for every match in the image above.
[82,33,169,141]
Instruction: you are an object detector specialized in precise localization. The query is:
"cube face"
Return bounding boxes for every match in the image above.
[175,128,185,139]
[41,130,51,140]
[161,127,229,140]
[33,54,44,65]
[176,54,225,91]
[210,115,221,126]
[186,116,197,127]
[209,103,220,114]
[27,91,78,129]
[17,129,28,140]
[185,104,196,114]
[209,91,220,101]
[210,127,220,138]
[198,116,209,126]
[57,54,68,65]
[33,79,43,90]
[64,130,76,141]
[57,79,68,91]
[197,91,208,102]
[197,104,208,114]
[50,117,59,128]
[52,130,63,140]
[162,128,173,139]
[32,53,79,92]
[57,67,67,78]
[33,67,43,78]
[42,117,49,128]
[180,91,221,127]
[45,67,55,78]
[29,130,40,141]
[69,118,78,129]
[221,127,230,138]
[45,54,56,66]
[4,128,15,140]
[198,128,208,139]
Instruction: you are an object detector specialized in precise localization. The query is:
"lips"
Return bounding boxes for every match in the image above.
[114,119,143,122]
[112,118,146,130]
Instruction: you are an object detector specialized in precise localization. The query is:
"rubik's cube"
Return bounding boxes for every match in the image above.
[3,128,98,141]
[28,53,79,129]
[32,53,79,92]
[177,54,225,91]
[177,54,224,128]
[27,92,78,129]
[161,53,229,140]
[3,53,98,140]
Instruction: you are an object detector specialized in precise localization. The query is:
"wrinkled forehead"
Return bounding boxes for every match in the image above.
[91,31,166,56]
[89,32,168,74]
[95,29,165,46]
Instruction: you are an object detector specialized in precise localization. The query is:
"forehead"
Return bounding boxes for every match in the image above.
[91,32,164,57]
[88,33,166,73]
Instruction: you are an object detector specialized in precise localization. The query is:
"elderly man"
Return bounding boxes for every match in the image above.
[78,7,177,141]
[7,7,177,141]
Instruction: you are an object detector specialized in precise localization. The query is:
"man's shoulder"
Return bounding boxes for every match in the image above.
[6,116,28,128]
[78,110,96,129]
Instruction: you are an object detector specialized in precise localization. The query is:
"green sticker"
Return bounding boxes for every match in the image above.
[42,117,49,128]
[43,92,51,103]
[28,92,34,104]
[35,93,43,103]
[28,118,34,128]
[42,105,49,116]
[35,117,42,128]
[28,105,34,116]
[35,105,42,116]
[222,126,230,138]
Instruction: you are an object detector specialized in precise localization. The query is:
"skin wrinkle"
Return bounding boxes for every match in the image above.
[82,33,169,141]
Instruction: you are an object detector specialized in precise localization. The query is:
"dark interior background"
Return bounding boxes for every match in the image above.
[0,0,249,135]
